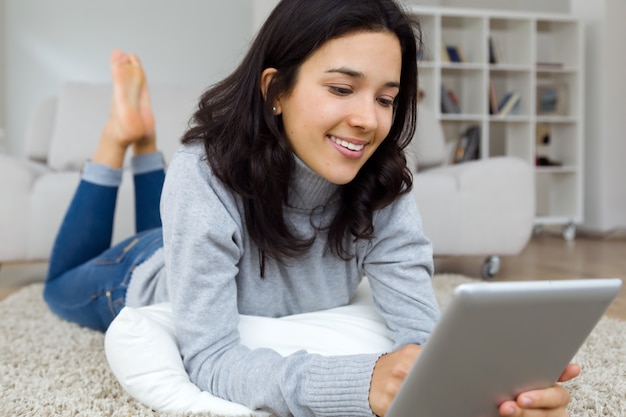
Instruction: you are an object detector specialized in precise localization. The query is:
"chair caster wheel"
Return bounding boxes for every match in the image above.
[562,222,576,241]
[482,255,500,280]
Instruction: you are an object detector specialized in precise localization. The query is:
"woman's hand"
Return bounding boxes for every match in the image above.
[369,344,422,417]
[498,364,581,417]
[370,351,580,417]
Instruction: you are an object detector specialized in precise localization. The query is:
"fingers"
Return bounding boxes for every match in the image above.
[369,344,421,417]
[517,385,571,410]
[499,400,568,417]
[498,363,578,416]
[499,385,571,417]
[557,363,580,382]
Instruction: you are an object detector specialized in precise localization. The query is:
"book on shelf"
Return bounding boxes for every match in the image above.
[488,79,499,115]
[441,84,461,114]
[488,36,505,65]
[498,91,521,116]
[488,37,497,64]
[453,125,480,164]
[536,84,567,116]
[445,45,464,63]
[536,62,564,71]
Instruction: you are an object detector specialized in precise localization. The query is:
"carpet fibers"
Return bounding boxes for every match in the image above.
[1,275,624,416]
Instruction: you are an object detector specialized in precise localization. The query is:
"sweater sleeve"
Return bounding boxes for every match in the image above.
[160,146,381,417]
[363,191,441,349]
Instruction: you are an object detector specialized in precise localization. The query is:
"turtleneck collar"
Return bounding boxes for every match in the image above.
[288,155,340,210]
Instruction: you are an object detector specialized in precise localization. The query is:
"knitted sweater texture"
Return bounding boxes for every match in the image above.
[127,143,440,417]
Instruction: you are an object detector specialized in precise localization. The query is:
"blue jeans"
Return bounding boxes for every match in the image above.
[44,170,165,332]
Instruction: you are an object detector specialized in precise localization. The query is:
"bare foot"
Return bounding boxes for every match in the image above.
[93,49,156,167]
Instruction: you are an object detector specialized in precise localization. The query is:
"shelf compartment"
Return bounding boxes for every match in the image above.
[441,67,486,116]
[536,19,580,69]
[535,171,580,220]
[535,72,579,118]
[488,121,533,161]
[441,15,486,64]
[418,66,437,112]
[441,120,486,162]
[489,70,532,116]
[489,17,533,66]
[535,122,580,168]
[417,13,437,63]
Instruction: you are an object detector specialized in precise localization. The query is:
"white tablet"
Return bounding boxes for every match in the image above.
[386,278,622,417]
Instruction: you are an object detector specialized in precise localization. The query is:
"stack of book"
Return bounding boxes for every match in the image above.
[489,80,521,116]
[453,125,480,164]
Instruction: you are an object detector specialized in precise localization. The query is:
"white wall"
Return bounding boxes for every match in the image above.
[404,0,569,13]
[4,0,253,156]
[0,0,6,150]
[252,0,277,36]
[571,0,626,232]
[443,0,569,13]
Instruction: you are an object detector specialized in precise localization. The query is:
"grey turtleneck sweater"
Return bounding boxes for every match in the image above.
[126,142,440,417]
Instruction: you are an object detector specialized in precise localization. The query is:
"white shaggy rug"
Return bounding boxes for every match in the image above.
[1,275,624,417]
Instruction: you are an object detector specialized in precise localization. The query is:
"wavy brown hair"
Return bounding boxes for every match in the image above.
[182,0,422,269]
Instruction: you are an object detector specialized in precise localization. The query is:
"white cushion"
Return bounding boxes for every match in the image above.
[47,83,110,171]
[25,96,57,163]
[0,156,42,260]
[104,280,392,415]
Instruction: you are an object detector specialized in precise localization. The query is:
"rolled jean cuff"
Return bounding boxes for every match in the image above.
[131,152,165,175]
[82,161,123,187]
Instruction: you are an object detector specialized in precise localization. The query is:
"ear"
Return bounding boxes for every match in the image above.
[261,68,282,114]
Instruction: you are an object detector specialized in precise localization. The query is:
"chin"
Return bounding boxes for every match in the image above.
[323,169,360,185]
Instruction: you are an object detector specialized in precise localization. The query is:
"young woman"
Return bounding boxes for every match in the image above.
[44,0,579,416]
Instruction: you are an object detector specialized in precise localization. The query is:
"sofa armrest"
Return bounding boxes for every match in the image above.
[413,157,534,256]
[0,156,51,262]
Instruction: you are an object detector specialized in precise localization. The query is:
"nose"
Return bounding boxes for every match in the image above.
[347,96,379,132]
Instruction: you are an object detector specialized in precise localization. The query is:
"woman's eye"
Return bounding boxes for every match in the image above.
[329,86,352,96]
[377,97,395,107]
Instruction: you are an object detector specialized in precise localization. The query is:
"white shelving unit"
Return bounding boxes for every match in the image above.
[411,6,584,239]
[0,128,5,154]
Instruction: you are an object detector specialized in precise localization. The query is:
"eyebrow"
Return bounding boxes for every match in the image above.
[326,67,400,89]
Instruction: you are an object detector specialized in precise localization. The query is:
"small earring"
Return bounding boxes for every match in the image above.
[272,106,277,114]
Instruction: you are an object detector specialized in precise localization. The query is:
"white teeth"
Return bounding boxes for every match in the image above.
[329,136,365,151]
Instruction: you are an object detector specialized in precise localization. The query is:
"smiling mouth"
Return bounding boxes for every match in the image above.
[329,135,365,152]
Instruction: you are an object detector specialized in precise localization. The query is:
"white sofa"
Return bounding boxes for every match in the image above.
[0,83,534,278]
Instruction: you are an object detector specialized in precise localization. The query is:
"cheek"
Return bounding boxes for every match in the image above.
[377,114,395,142]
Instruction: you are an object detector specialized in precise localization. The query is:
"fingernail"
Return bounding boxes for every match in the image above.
[502,405,515,416]
[519,396,532,407]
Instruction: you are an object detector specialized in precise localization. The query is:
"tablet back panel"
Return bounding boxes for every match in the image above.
[386,278,622,417]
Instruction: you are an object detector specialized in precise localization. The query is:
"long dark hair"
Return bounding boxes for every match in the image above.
[182,0,422,267]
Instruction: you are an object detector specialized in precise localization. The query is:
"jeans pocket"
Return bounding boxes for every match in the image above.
[105,288,127,319]
[94,236,142,265]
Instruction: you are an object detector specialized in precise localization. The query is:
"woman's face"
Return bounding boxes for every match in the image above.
[273,30,402,185]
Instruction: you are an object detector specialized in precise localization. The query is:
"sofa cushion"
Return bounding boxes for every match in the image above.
[47,83,200,171]
[25,96,57,163]
[0,156,44,260]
